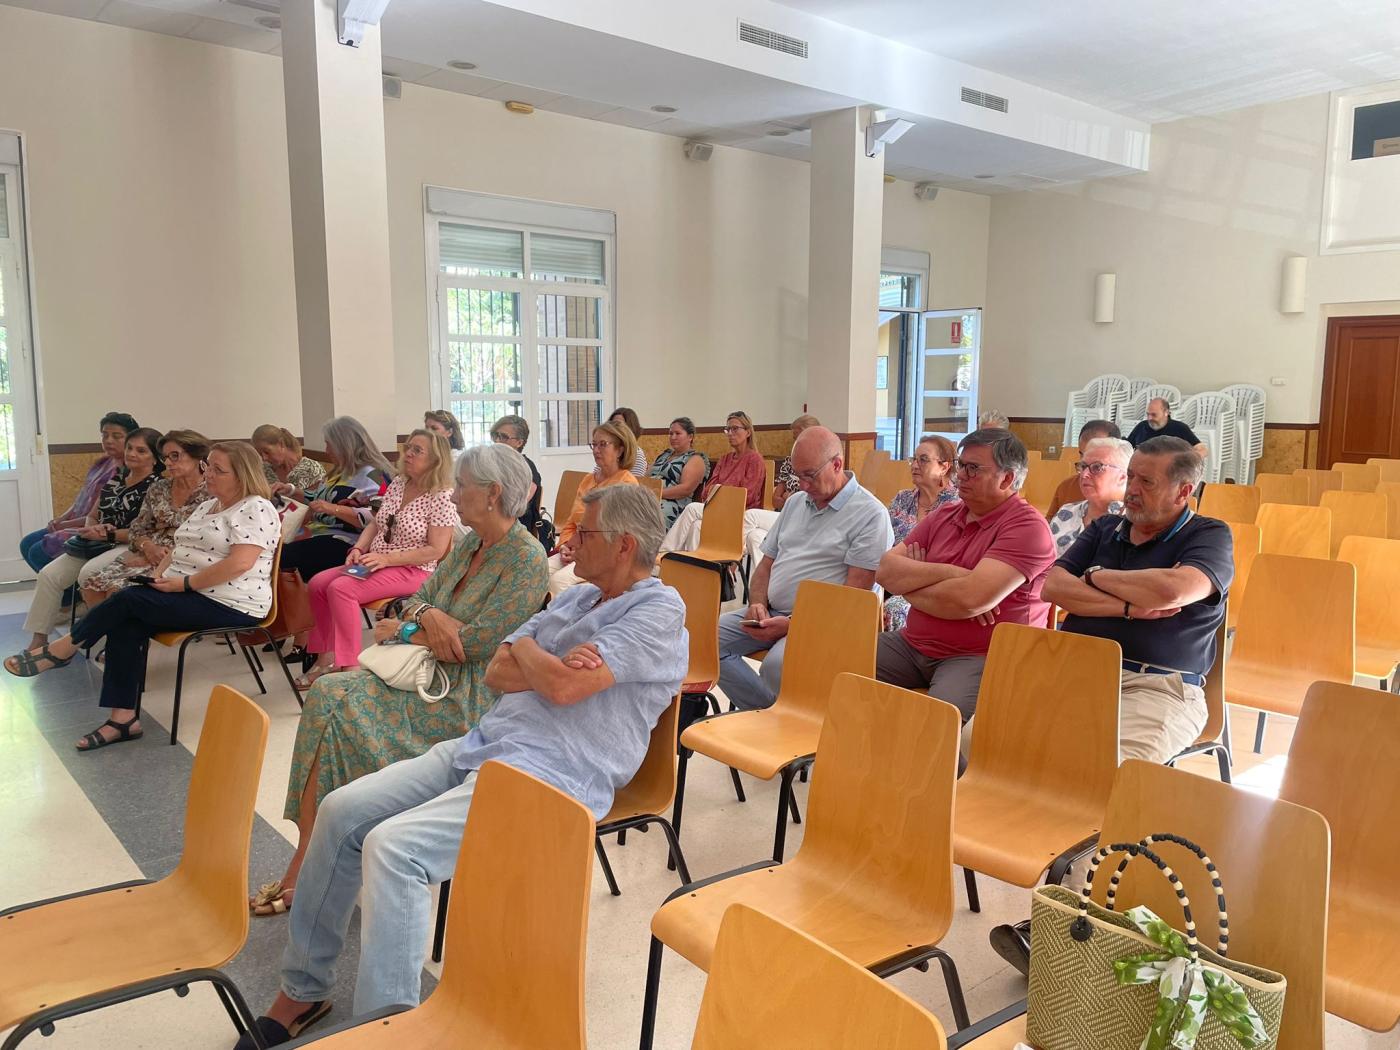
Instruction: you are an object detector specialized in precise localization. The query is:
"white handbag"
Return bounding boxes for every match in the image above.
[358,640,451,702]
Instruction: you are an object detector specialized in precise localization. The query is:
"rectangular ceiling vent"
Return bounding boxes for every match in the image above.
[961,87,1009,114]
[738,21,809,59]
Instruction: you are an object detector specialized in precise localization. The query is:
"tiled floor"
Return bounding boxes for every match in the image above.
[0,588,1392,1048]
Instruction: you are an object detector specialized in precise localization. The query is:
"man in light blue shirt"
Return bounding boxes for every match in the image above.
[717,426,893,710]
[237,486,687,1048]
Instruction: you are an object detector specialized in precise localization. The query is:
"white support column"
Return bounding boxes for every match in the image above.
[805,106,885,436]
[281,0,396,450]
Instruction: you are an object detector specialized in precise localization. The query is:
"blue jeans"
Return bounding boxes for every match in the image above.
[20,528,53,572]
[281,740,476,1014]
[716,608,788,710]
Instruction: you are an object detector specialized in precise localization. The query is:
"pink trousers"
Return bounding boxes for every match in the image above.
[306,564,429,667]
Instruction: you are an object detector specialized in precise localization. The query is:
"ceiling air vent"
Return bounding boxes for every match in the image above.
[961,87,1009,114]
[738,21,809,59]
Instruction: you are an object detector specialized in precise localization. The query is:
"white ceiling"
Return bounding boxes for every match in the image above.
[774,0,1400,123]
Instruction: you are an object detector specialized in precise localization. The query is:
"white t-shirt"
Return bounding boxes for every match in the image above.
[164,496,280,617]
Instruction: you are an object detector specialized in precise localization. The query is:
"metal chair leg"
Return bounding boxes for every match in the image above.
[239,643,267,695]
[638,935,665,1050]
[431,879,451,963]
[595,837,622,897]
[963,868,981,913]
[655,819,692,886]
[772,766,798,863]
[728,766,747,803]
[932,948,971,1031]
[668,749,690,873]
[168,637,193,746]
[1253,711,1267,753]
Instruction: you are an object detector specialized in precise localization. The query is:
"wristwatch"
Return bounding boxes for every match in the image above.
[398,622,421,644]
[1083,565,1104,590]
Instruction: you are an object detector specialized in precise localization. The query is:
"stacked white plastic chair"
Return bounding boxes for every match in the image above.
[1220,384,1266,483]
[1177,393,1236,484]
[1064,374,1131,448]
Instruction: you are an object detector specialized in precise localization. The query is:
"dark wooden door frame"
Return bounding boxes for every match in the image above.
[1317,314,1400,468]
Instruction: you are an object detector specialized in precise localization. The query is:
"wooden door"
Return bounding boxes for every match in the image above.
[1319,316,1400,467]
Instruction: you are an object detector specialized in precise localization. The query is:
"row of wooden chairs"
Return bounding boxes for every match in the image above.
[1202,483,1393,554]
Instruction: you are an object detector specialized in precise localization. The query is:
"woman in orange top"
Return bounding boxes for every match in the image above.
[659,410,765,554]
[546,420,640,597]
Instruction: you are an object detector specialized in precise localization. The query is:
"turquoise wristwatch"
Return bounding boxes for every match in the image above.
[398,622,420,644]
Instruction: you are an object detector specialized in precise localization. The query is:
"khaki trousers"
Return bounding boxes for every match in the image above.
[1119,670,1208,764]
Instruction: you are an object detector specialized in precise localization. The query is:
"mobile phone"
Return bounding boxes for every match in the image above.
[739,618,763,627]
[130,574,157,586]
[345,564,372,579]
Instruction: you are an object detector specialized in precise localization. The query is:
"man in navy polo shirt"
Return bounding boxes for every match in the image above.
[989,435,1233,977]
[1126,398,1207,458]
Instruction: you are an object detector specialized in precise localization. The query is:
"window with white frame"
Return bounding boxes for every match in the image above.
[427,191,614,452]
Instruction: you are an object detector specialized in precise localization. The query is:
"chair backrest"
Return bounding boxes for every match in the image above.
[1293,467,1342,505]
[1191,614,1230,749]
[1378,482,1400,539]
[169,686,271,958]
[872,458,908,506]
[796,674,960,942]
[1320,490,1388,557]
[1224,522,1261,632]
[258,542,284,629]
[1198,483,1260,524]
[1336,535,1400,659]
[696,484,746,559]
[1254,472,1309,506]
[1231,554,1354,685]
[777,580,879,720]
[964,623,1122,816]
[762,457,776,511]
[639,475,663,500]
[1026,449,1043,461]
[1332,461,1381,491]
[553,469,589,525]
[659,555,721,690]
[604,695,681,822]
[1019,461,1064,513]
[692,904,947,1050]
[1098,761,1329,1050]
[858,449,891,489]
[1367,457,1400,484]
[423,761,594,1047]
[1182,393,1235,454]
[1255,502,1331,559]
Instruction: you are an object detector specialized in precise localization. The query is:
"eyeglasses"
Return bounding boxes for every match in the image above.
[489,431,512,443]
[722,426,748,434]
[1074,460,1124,477]
[575,526,622,542]
[383,512,397,542]
[954,459,985,478]
[912,455,947,467]
[795,457,837,483]
[589,441,618,451]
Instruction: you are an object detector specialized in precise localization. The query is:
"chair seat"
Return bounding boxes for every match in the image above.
[602,777,674,827]
[1354,644,1400,680]
[680,708,824,780]
[651,861,947,975]
[0,878,243,1030]
[953,1016,1029,1048]
[152,630,196,647]
[688,543,741,564]
[1324,894,1400,1031]
[954,778,1102,887]
[1227,664,1348,718]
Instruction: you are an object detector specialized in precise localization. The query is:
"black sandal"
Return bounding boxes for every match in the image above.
[233,1000,332,1049]
[76,719,143,752]
[4,643,75,678]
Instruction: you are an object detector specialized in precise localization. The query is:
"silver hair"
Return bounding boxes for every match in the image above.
[581,484,665,568]
[977,408,1011,429]
[456,443,532,519]
[959,427,1030,489]
[322,416,395,477]
[1082,436,1133,469]
[1136,436,1204,489]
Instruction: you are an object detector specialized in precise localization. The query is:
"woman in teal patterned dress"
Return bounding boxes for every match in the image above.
[252,444,546,915]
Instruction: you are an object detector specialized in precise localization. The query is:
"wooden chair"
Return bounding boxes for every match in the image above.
[1320,489,1388,557]
[858,449,891,490]
[1337,536,1400,686]
[955,624,1122,910]
[1254,472,1309,506]
[689,485,746,565]
[296,762,594,1049]
[1377,482,1400,539]
[1332,461,1381,491]
[675,580,879,863]
[553,469,588,526]
[872,458,909,506]
[1294,467,1342,505]
[1198,482,1260,524]
[761,458,776,511]
[691,905,947,1050]
[1366,457,1400,484]
[1226,553,1354,753]
[1255,502,1331,560]
[640,674,969,1048]
[1224,522,1260,632]
[1166,614,1232,781]
[949,760,1330,1050]
[0,687,270,1047]
[593,695,692,895]
[1025,449,1042,462]
[1018,462,1063,515]
[639,475,663,499]
[1280,683,1400,1032]
[149,543,299,746]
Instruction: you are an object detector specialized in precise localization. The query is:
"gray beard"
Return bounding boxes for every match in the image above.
[1147,419,1166,430]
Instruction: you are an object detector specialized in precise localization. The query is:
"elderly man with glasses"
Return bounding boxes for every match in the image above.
[874,427,1056,742]
[713,425,893,712]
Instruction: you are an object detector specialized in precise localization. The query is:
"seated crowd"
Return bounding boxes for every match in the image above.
[8,405,1233,1045]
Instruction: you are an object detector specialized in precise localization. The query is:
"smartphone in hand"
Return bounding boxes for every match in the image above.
[129,574,157,586]
[345,564,373,579]
[739,618,763,627]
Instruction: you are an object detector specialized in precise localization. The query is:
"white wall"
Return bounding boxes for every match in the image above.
[982,91,1400,423]
[881,181,990,312]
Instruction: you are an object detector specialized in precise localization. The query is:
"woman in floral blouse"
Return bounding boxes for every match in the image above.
[883,434,958,631]
[253,424,327,501]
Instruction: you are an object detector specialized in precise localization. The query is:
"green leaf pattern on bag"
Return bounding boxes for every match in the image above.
[1110,906,1269,1050]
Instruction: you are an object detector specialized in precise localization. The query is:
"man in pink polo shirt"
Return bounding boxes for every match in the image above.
[875,428,1056,729]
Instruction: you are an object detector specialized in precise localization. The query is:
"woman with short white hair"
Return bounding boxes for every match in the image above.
[1048,436,1132,555]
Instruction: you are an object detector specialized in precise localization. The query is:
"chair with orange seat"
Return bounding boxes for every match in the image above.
[761,457,776,510]
[552,469,588,526]
[291,761,595,1049]
[1254,472,1309,506]
[955,624,1122,911]
[1255,502,1330,559]
[858,448,891,490]
[1320,489,1388,557]
[1224,522,1260,632]
[1333,461,1381,491]
[1367,457,1400,484]
[872,457,909,506]
[1337,535,1400,687]
[691,905,948,1049]
[1226,552,1354,753]
[948,760,1330,1050]
[0,687,270,1048]
[639,475,663,499]
[674,580,879,864]
[1198,483,1260,523]
[1377,482,1400,539]
[1280,682,1400,1033]
[688,484,746,565]
[1294,467,1342,505]
[1166,614,1232,782]
[639,674,969,1048]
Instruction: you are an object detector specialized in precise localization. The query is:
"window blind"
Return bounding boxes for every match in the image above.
[531,233,605,283]
[439,223,523,276]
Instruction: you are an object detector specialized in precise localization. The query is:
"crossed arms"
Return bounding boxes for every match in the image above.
[875,543,1025,621]
[484,637,616,707]
[1041,563,1214,620]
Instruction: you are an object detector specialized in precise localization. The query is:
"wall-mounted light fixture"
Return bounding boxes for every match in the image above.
[1280,255,1306,314]
[1094,273,1116,323]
